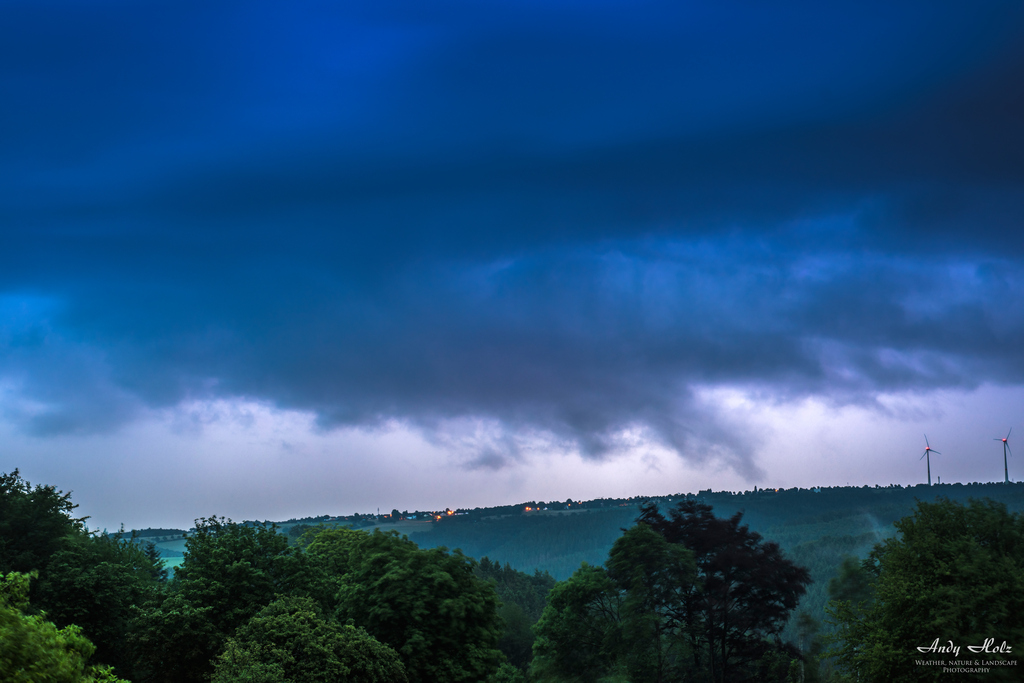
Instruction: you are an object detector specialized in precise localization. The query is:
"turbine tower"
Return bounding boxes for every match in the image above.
[921,435,940,486]
[995,429,1012,484]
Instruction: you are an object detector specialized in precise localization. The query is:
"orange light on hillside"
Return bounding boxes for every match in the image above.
[447,510,453,515]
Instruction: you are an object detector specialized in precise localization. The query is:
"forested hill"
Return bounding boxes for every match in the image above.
[127,480,1022,660]
[401,480,1024,650]
[404,482,1024,580]
[130,482,1024,582]
[125,481,1024,636]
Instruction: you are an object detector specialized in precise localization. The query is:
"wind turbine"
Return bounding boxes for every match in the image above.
[995,429,1012,484]
[921,435,940,486]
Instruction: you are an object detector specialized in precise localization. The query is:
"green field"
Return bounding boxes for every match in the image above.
[161,556,185,572]
[152,538,187,555]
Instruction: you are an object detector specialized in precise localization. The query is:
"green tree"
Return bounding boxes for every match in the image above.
[495,601,535,672]
[475,557,557,671]
[488,661,528,683]
[1,470,166,678]
[306,528,503,683]
[141,541,169,583]
[288,524,314,542]
[129,517,312,683]
[0,572,128,683]
[827,556,873,608]
[34,532,165,677]
[475,558,556,623]
[0,469,85,574]
[211,596,408,683]
[826,498,1024,682]
[530,563,622,683]
[531,525,698,683]
[127,597,219,683]
[790,611,827,683]
[533,506,808,683]
[605,523,697,683]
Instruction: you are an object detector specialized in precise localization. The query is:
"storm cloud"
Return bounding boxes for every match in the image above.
[2,1,1024,478]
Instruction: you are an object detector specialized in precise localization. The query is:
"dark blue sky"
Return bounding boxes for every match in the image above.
[3,1,1024,527]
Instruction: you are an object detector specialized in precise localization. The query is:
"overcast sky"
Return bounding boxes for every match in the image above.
[3,1,1024,530]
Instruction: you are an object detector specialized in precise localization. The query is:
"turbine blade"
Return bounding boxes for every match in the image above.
[932,450,941,455]
[1008,444,1013,457]
[1008,428,1013,440]
[920,452,927,460]
[924,434,931,448]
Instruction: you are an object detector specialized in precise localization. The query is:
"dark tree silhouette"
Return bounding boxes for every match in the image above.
[639,500,810,683]
[0,470,85,575]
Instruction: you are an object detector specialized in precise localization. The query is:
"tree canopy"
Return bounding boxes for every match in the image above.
[0,470,85,575]
[306,527,504,683]
[1,469,166,681]
[475,557,556,671]
[34,532,166,675]
[0,571,128,683]
[129,516,312,683]
[638,500,810,682]
[211,596,408,683]
[531,561,622,683]
[532,524,700,683]
[533,503,810,683]
[827,497,1024,682]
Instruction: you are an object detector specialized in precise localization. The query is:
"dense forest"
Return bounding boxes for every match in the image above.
[3,469,1023,681]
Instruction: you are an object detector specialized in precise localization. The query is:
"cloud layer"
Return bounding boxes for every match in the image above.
[2,1,1024,479]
